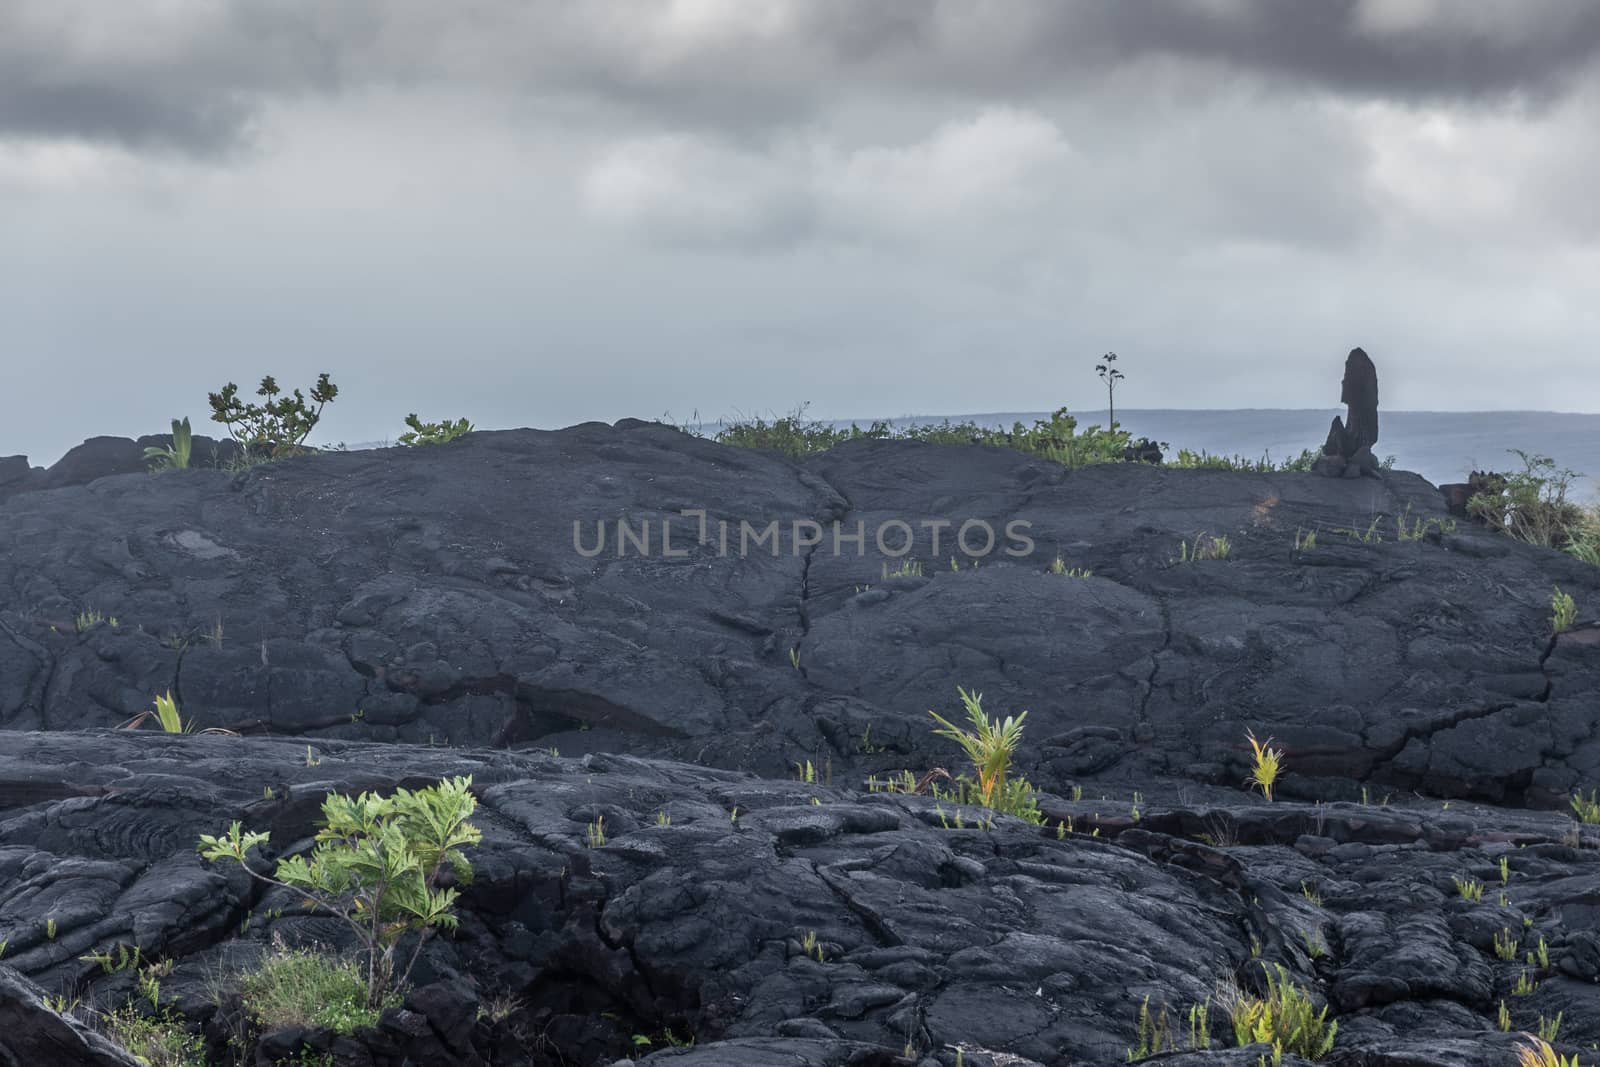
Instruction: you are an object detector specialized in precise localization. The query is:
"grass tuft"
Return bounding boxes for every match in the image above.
[240,938,397,1034]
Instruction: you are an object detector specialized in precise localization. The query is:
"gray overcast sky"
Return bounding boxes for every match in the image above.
[4,0,1600,464]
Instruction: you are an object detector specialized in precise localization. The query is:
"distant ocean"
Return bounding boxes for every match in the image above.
[829,409,1600,501]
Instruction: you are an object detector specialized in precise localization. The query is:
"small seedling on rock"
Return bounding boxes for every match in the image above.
[800,930,825,962]
[45,994,78,1015]
[75,610,117,633]
[143,417,193,471]
[1455,876,1485,902]
[80,944,141,974]
[1244,730,1284,802]
[1571,791,1600,824]
[119,691,233,735]
[1552,587,1578,633]
[1127,995,1175,1059]
[882,558,924,579]
[119,691,189,734]
[1177,533,1231,563]
[1301,929,1326,959]
[929,687,1041,820]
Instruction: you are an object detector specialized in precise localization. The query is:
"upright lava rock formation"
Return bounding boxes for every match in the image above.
[1314,346,1381,478]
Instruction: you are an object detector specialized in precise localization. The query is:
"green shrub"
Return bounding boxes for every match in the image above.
[1468,451,1586,549]
[708,403,876,457]
[1229,963,1336,1059]
[199,775,480,1008]
[240,937,395,1034]
[143,417,193,472]
[706,404,1133,469]
[1170,448,1321,473]
[208,373,338,457]
[397,414,473,446]
[1565,505,1600,566]
[987,407,1130,468]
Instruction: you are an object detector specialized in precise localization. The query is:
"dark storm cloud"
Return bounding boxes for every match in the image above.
[0,84,253,154]
[1072,1,1600,100]
[4,1,1600,156]
[0,2,355,152]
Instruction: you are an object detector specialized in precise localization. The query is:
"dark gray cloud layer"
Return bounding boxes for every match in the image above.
[5,1,1600,155]
[4,0,1600,467]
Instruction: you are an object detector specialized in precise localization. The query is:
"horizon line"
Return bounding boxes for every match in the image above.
[810,406,1600,421]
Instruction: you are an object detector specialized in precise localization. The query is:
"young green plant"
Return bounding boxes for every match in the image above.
[1244,730,1285,802]
[928,687,1039,820]
[1551,587,1578,634]
[143,417,193,471]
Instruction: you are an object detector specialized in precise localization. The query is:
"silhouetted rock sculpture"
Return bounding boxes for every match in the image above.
[1313,346,1380,478]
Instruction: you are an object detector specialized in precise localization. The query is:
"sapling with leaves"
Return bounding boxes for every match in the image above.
[1095,351,1125,427]
[197,775,481,1009]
